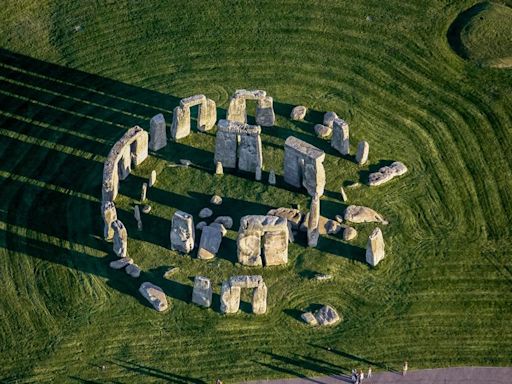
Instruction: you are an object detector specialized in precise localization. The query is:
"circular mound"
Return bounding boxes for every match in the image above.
[448,2,512,68]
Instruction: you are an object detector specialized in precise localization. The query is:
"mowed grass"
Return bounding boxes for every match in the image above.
[0,0,511,382]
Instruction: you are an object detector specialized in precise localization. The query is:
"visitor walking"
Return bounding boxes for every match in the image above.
[359,369,365,382]
[351,369,357,383]
[215,379,223,384]
[368,366,372,378]
[403,361,408,376]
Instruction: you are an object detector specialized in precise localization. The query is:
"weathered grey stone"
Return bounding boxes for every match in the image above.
[287,221,295,243]
[301,311,318,325]
[196,221,208,230]
[252,282,267,314]
[368,161,408,186]
[102,201,117,240]
[210,195,222,205]
[229,275,263,288]
[220,281,241,313]
[314,305,341,326]
[227,94,247,123]
[215,161,223,175]
[192,276,212,307]
[335,214,343,223]
[170,106,191,140]
[340,186,348,202]
[268,170,276,185]
[325,220,342,235]
[255,165,262,181]
[198,98,217,132]
[323,111,338,128]
[366,227,385,266]
[134,205,141,223]
[267,207,303,229]
[238,215,289,266]
[139,282,168,312]
[214,216,233,229]
[255,96,275,127]
[102,126,148,202]
[314,124,332,139]
[344,205,388,225]
[307,193,320,247]
[210,222,227,237]
[356,141,369,165]
[199,208,213,219]
[239,131,263,173]
[170,211,195,253]
[197,224,223,260]
[284,136,326,197]
[290,106,307,121]
[109,257,133,269]
[126,263,141,278]
[180,94,207,109]
[112,220,128,258]
[149,113,167,151]
[149,170,157,188]
[141,182,148,202]
[343,226,358,241]
[331,118,350,155]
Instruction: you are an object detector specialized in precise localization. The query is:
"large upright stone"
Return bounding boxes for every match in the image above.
[101,201,117,240]
[170,106,191,140]
[331,118,350,155]
[239,129,263,173]
[149,113,167,151]
[141,182,148,202]
[255,96,275,127]
[366,227,385,266]
[197,98,217,132]
[323,111,338,128]
[139,282,168,312]
[307,193,320,247]
[252,283,268,314]
[263,230,288,266]
[368,161,408,186]
[226,95,247,123]
[149,170,157,187]
[192,276,212,307]
[220,281,241,313]
[356,141,369,165]
[112,220,128,258]
[170,211,195,253]
[118,145,132,180]
[197,224,223,260]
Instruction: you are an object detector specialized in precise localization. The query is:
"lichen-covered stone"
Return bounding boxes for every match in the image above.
[197,224,223,260]
[229,275,263,288]
[344,205,388,225]
[255,96,275,127]
[196,221,207,231]
[368,161,407,186]
[170,211,195,253]
[192,276,212,307]
[355,141,369,165]
[112,220,128,258]
[331,118,350,155]
[252,283,268,314]
[141,182,148,202]
[325,220,342,235]
[220,281,241,313]
[307,193,320,247]
[139,282,168,312]
[102,201,117,240]
[366,227,385,266]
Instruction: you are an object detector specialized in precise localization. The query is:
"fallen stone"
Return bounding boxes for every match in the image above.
[314,124,332,139]
[335,214,343,223]
[290,106,307,120]
[325,220,342,235]
[163,267,179,279]
[197,224,224,260]
[267,207,303,229]
[323,112,338,128]
[126,263,141,278]
[149,170,157,187]
[368,161,408,186]
[268,170,276,185]
[214,216,233,229]
[314,273,333,281]
[210,195,222,205]
[301,311,318,326]
[229,275,263,288]
[215,161,223,175]
[109,257,133,269]
[343,226,358,241]
[142,205,151,214]
[366,227,385,266]
[101,201,117,240]
[344,205,388,225]
[340,186,348,202]
[210,222,227,237]
[355,141,369,165]
[196,221,207,231]
[346,182,361,189]
[314,305,341,326]
[199,208,213,219]
[192,276,212,307]
[139,282,168,312]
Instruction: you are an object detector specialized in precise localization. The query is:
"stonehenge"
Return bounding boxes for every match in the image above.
[284,136,326,197]
[149,113,167,151]
[227,89,275,127]
[139,282,168,312]
[192,276,213,308]
[101,126,149,203]
[214,119,263,174]
[331,118,350,155]
[356,141,369,165]
[366,227,385,266]
[170,94,217,140]
[237,215,288,266]
[368,161,408,186]
[101,201,117,240]
[344,205,388,225]
[220,275,267,314]
[197,223,224,260]
[170,211,195,253]
[112,220,128,258]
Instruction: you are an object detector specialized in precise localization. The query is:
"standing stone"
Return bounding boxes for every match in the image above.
[290,106,307,121]
[170,106,191,140]
[170,211,195,253]
[252,283,268,314]
[331,118,350,155]
[134,205,142,231]
[340,186,348,202]
[192,276,212,307]
[255,96,275,127]
[323,112,338,128]
[215,161,223,175]
[101,201,117,240]
[255,165,262,181]
[220,281,241,314]
[149,113,167,151]
[118,145,132,180]
[112,220,128,258]
[197,224,223,260]
[141,182,148,202]
[139,282,168,312]
[198,98,217,132]
[149,170,157,187]
[356,141,369,165]
[268,170,276,185]
[366,227,385,266]
[307,193,320,247]
[263,230,289,265]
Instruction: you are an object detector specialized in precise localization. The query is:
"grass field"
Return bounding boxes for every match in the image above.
[0,0,511,382]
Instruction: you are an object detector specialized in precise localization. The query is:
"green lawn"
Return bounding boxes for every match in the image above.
[0,0,511,383]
